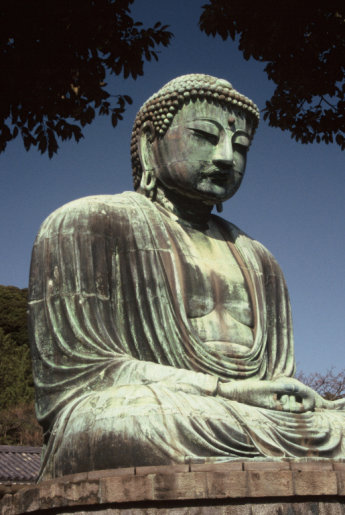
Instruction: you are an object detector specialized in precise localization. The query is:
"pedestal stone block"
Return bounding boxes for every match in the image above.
[1,460,345,515]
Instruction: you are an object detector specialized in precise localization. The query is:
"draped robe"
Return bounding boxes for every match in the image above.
[28,192,345,479]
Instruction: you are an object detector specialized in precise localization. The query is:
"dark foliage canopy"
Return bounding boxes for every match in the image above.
[0,0,172,157]
[200,1,345,149]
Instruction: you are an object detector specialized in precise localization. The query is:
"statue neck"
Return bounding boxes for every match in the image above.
[153,185,214,229]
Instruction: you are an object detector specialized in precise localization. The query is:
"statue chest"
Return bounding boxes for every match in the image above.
[173,220,254,350]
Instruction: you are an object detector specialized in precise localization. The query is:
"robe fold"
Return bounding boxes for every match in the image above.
[28,192,345,479]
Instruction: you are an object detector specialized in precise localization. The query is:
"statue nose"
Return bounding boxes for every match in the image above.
[212,135,234,167]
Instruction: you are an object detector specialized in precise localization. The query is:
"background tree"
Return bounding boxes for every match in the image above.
[0,401,42,446]
[0,328,33,409]
[0,286,42,445]
[296,368,345,401]
[0,0,171,157]
[0,285,28,347]
[199,1,345,149]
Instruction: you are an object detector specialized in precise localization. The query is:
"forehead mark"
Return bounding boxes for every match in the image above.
[228,115,236,127]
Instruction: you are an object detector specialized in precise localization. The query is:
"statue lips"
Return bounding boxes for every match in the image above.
[203,167,236,185]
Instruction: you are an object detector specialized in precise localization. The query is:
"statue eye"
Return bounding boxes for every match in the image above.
[189,128,219,145]
[232,133,250,149]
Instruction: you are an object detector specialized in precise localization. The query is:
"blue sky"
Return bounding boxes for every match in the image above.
[0,0,344,374]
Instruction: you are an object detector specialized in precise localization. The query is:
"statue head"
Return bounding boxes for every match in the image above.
[131,74,260,206]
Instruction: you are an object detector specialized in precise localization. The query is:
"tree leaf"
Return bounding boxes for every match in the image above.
[0,1,172,156]
[199,1,345,150]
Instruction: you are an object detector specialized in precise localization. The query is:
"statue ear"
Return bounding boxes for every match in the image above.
[138,121,157,197]
[138,121,156,173]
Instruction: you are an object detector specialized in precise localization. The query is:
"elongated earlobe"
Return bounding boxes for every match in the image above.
[140,169,157,198]
[138,121,157,199]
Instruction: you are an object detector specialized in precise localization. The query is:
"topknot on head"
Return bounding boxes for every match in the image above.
[155,74,233,97]
[131,73,260,189]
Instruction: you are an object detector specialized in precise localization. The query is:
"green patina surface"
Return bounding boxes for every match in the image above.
[28,74,345,480]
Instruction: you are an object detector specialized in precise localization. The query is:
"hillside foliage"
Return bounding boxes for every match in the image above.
[0,286,42,445]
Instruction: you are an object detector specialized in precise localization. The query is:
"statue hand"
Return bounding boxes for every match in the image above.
[314,397,345,411]
[275,377,345,412]
[217,378,319,413]
[331,398,345,410]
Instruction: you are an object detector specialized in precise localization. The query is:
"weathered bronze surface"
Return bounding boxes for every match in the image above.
[28,74,345,480]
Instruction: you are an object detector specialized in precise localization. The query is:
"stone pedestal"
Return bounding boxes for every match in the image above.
[2,460,345,514]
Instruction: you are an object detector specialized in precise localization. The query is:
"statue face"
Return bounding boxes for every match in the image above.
[149,100,253,204]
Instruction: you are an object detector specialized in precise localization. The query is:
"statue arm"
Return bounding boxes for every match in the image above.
[29,194,221,432]
[111,357,219,396]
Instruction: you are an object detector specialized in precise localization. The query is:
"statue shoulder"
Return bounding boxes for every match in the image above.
[213,215,282,269]
[36,191,145,240]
